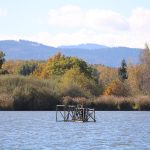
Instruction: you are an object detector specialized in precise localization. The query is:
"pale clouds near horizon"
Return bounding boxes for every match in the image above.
[48,5,129,32]
[0,5,150,48]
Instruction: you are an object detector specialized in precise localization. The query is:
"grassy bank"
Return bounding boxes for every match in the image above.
[0,75,150,110]
[0,75,59,110]
[62,96,150,111]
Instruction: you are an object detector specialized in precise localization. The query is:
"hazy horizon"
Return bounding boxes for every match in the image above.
[0,39,143,49]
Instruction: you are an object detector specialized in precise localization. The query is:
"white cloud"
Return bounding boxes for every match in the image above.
[84,9,129,32]
[48,5,84,28]
[0,8,7,17]
[48,5,129,32]
[129,8,150,33]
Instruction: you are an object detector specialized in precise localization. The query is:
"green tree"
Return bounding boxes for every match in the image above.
[18,62,38,76]
[0,51,8,75]
[0,51,5,69]
[60,67,101,97]
[118,59,128,82]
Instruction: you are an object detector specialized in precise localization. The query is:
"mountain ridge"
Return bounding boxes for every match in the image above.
[0,40,141,67]
[58,43,108,49]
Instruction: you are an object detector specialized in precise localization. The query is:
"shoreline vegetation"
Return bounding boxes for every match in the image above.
[0,45,150,111]
[0,75,150,111]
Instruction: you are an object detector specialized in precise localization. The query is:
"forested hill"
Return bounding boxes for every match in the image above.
[0,40,141,67]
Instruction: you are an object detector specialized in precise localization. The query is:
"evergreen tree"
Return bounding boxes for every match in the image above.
[118,59,128,82]
[0,51,5,69]
[18,62,38,76]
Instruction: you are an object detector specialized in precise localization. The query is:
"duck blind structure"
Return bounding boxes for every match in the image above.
[56,105,96,122]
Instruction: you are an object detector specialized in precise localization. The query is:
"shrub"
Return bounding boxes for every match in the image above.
[136,96,150,110]
[0,94,13,110]
[92,96,118,110]
[117,98,135,111]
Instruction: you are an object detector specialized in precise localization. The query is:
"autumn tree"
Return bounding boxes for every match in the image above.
[127,64,141,95]
[33,52,98,80]
[3,60,22,74]
[139,44,150,94]
[32,53,101,97]
[103,59,131,96]
[103,79,131,97]
[3,60,40,75]
[96,65,118,91]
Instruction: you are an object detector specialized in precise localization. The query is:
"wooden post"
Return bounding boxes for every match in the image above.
[94,109,96,122]
[56,106,57,122]
[64,106,66,121]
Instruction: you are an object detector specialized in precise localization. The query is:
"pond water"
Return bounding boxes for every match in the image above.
[0,111,150,150]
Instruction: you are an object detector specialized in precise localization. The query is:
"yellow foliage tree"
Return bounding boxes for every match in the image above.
[96,65,118,91]
[127,64,141,95]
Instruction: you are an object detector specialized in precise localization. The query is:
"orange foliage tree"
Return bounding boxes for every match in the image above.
[103,79,131,97]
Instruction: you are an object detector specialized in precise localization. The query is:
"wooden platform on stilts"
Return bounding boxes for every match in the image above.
[56,105,96,122]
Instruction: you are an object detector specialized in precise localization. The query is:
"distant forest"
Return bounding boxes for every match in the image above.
[0,44,150,111]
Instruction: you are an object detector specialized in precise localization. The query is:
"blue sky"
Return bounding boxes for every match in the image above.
[0,0,150,47]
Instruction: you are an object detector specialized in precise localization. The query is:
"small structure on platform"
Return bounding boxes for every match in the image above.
[56,105,96,122]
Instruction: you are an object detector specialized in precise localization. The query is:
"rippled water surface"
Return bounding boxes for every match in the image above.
[0,111,150,150]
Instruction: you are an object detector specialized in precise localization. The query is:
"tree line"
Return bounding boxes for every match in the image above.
[0,45,150,110]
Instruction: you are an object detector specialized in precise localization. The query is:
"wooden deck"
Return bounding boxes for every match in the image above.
[56,105,96,122]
